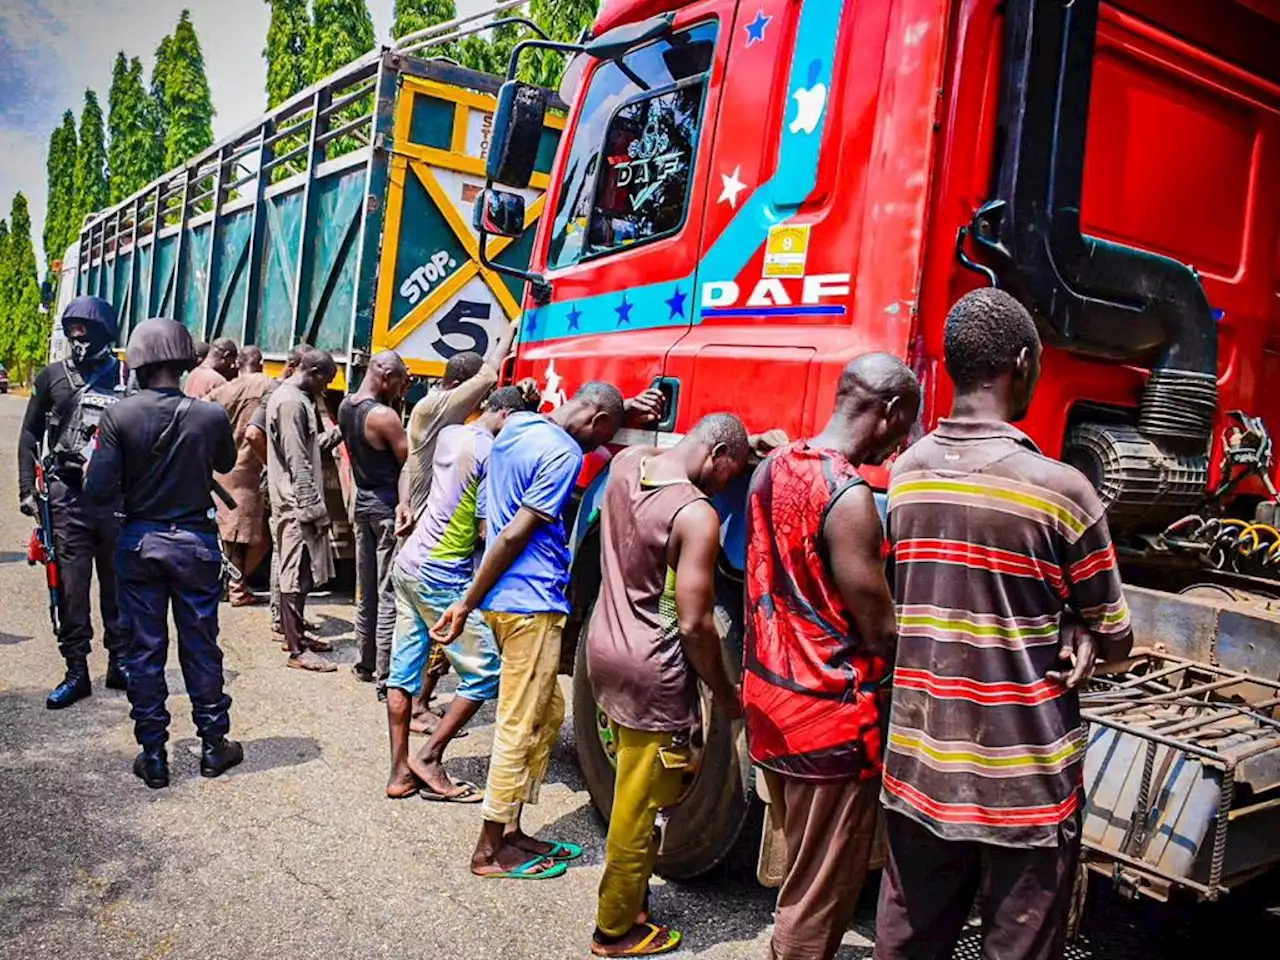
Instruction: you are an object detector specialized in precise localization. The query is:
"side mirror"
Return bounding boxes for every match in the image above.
[584,13,673,60]
[473,188,527,239]
[488,81,547,189]
[40,279,55,310]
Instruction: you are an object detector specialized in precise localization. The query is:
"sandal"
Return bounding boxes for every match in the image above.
[544,840,584,861]
[288,651,337,673]
[420,779,483,803]
[305,637,334,653]
[591,923,683,956]
[477,856,567,880]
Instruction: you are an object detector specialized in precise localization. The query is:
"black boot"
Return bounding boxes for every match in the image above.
[105,656,128,691]
[46,659,91,710]
[133,744,169,789]
[200,738,244,779]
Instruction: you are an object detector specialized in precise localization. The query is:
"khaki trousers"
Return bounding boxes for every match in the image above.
[596,726,689,937]
[765,770,880,960]
[480,612,567,824]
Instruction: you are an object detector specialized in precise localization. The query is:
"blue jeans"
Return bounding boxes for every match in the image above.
[388,566,501,702]
[116,522,231,747]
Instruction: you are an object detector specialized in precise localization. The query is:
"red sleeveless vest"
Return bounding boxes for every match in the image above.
[742,442,889,781]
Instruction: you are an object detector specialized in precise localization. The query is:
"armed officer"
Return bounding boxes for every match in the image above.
[84,318,243,789]
[18,295,128,708]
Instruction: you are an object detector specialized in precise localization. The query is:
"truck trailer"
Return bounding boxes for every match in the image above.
[473,0,1280,910]
[72,30,562,390]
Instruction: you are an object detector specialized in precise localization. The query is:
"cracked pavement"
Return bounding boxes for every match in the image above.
[0,393,1276,959]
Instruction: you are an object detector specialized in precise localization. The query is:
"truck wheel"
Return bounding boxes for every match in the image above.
[572,601,757,881]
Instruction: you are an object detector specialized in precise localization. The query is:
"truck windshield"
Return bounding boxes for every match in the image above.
[547,21,718,269]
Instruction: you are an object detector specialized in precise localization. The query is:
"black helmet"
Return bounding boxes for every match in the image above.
[61,296,119,340]
[126,318,197,371]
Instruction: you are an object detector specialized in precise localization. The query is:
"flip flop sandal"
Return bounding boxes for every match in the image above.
[478,856,567,880]
[590,923,683,957]
[544,840,584,861]
[420,779,483,803]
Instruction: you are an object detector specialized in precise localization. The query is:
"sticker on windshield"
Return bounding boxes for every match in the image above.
[765,224,811,278]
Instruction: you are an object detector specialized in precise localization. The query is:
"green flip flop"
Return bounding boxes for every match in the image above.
[480,856,568,880]
[544,840,584,861]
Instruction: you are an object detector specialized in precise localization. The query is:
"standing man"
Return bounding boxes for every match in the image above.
[84,318,241,788]
[184,337,238,398]
[875,289,1133,960]
[587,415,752,956]
[433,381,663,879]
[267,347,338,673]
[397,321,519,731]
[18,295,128,708]
[744,353,919,960]
[339,350,410,695]
[384,386,527,800]
[208,345,275,606]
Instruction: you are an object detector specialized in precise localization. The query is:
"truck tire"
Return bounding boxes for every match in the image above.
[571,600,757,881]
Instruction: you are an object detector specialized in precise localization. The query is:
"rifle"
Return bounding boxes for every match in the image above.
[25,460,61,634]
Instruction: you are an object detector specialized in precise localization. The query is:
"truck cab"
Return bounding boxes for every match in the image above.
[480,0,1280,880]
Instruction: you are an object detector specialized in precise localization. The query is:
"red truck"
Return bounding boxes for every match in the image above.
[472,0,1280,904]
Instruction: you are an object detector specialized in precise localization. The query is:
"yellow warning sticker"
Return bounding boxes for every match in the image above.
[764,224,811,278]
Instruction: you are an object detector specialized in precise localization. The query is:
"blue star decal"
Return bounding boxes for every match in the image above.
[524,309,539,337]
[744,9,771,47]
[566,305,582,331]
[615,295,633,326]
[665,287,687,320]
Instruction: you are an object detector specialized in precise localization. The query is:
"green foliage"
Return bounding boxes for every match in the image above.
[160,10,216,170]
[73,90,109,233]
[265,0,312,109]
[109,54,163,202]
[457,18,521,75]
[0,195,50,381]
[521,0,598,88]
[43,112,78,266]
[392,0,458,60]
[151,33,174,152]
[310,0,376,81]
[0,218,10,365]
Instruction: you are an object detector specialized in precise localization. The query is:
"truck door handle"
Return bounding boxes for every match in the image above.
[649,377,680,433]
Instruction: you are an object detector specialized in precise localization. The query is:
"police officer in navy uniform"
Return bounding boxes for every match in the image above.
[84,318,244,788]
[18,295,128,708]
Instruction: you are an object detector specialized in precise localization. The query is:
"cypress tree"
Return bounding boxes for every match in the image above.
[391,0,458,60]
[310,0,376,81]
[161,10,216,169]
[73,90,109,231]
[43,113,78,266]
[107,52,160,201]
[4,194,47,381]
[522,0,599,88]
[151,33,174,155]
[0,218,10,365]
[131,56,166,186]
[264,0,312,109]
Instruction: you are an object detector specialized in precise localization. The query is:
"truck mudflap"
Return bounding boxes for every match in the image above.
[1080,652,1280,902]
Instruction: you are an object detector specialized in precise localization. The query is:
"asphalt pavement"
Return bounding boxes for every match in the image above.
[0,392,1276,959]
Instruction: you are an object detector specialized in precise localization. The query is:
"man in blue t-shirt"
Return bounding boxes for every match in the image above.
[433,380,662,880]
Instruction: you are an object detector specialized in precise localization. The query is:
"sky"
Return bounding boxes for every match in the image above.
[0,0,495,271]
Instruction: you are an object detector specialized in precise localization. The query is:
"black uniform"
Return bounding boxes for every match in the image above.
[18,349,127,669]
[85,387,237,748]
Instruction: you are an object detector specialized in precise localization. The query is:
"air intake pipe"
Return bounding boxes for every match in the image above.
[970,0,1218,455]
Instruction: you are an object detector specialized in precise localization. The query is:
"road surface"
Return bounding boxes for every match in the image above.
[0,392,1275,959]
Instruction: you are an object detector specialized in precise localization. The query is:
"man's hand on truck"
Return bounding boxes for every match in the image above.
[623,389,665,427]
[1046,618,1098,689]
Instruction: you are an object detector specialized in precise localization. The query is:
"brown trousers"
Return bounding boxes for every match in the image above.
[765,771,880,960]
[872,809,1082,960]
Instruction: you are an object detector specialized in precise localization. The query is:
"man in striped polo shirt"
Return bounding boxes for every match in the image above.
[875,289,1133,960]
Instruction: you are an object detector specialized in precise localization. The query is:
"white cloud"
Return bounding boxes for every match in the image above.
[0,0,501,272]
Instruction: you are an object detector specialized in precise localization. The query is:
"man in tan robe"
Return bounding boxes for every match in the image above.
[208,346,276,606]
[185,337,238,398]
[267,347,337,673]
